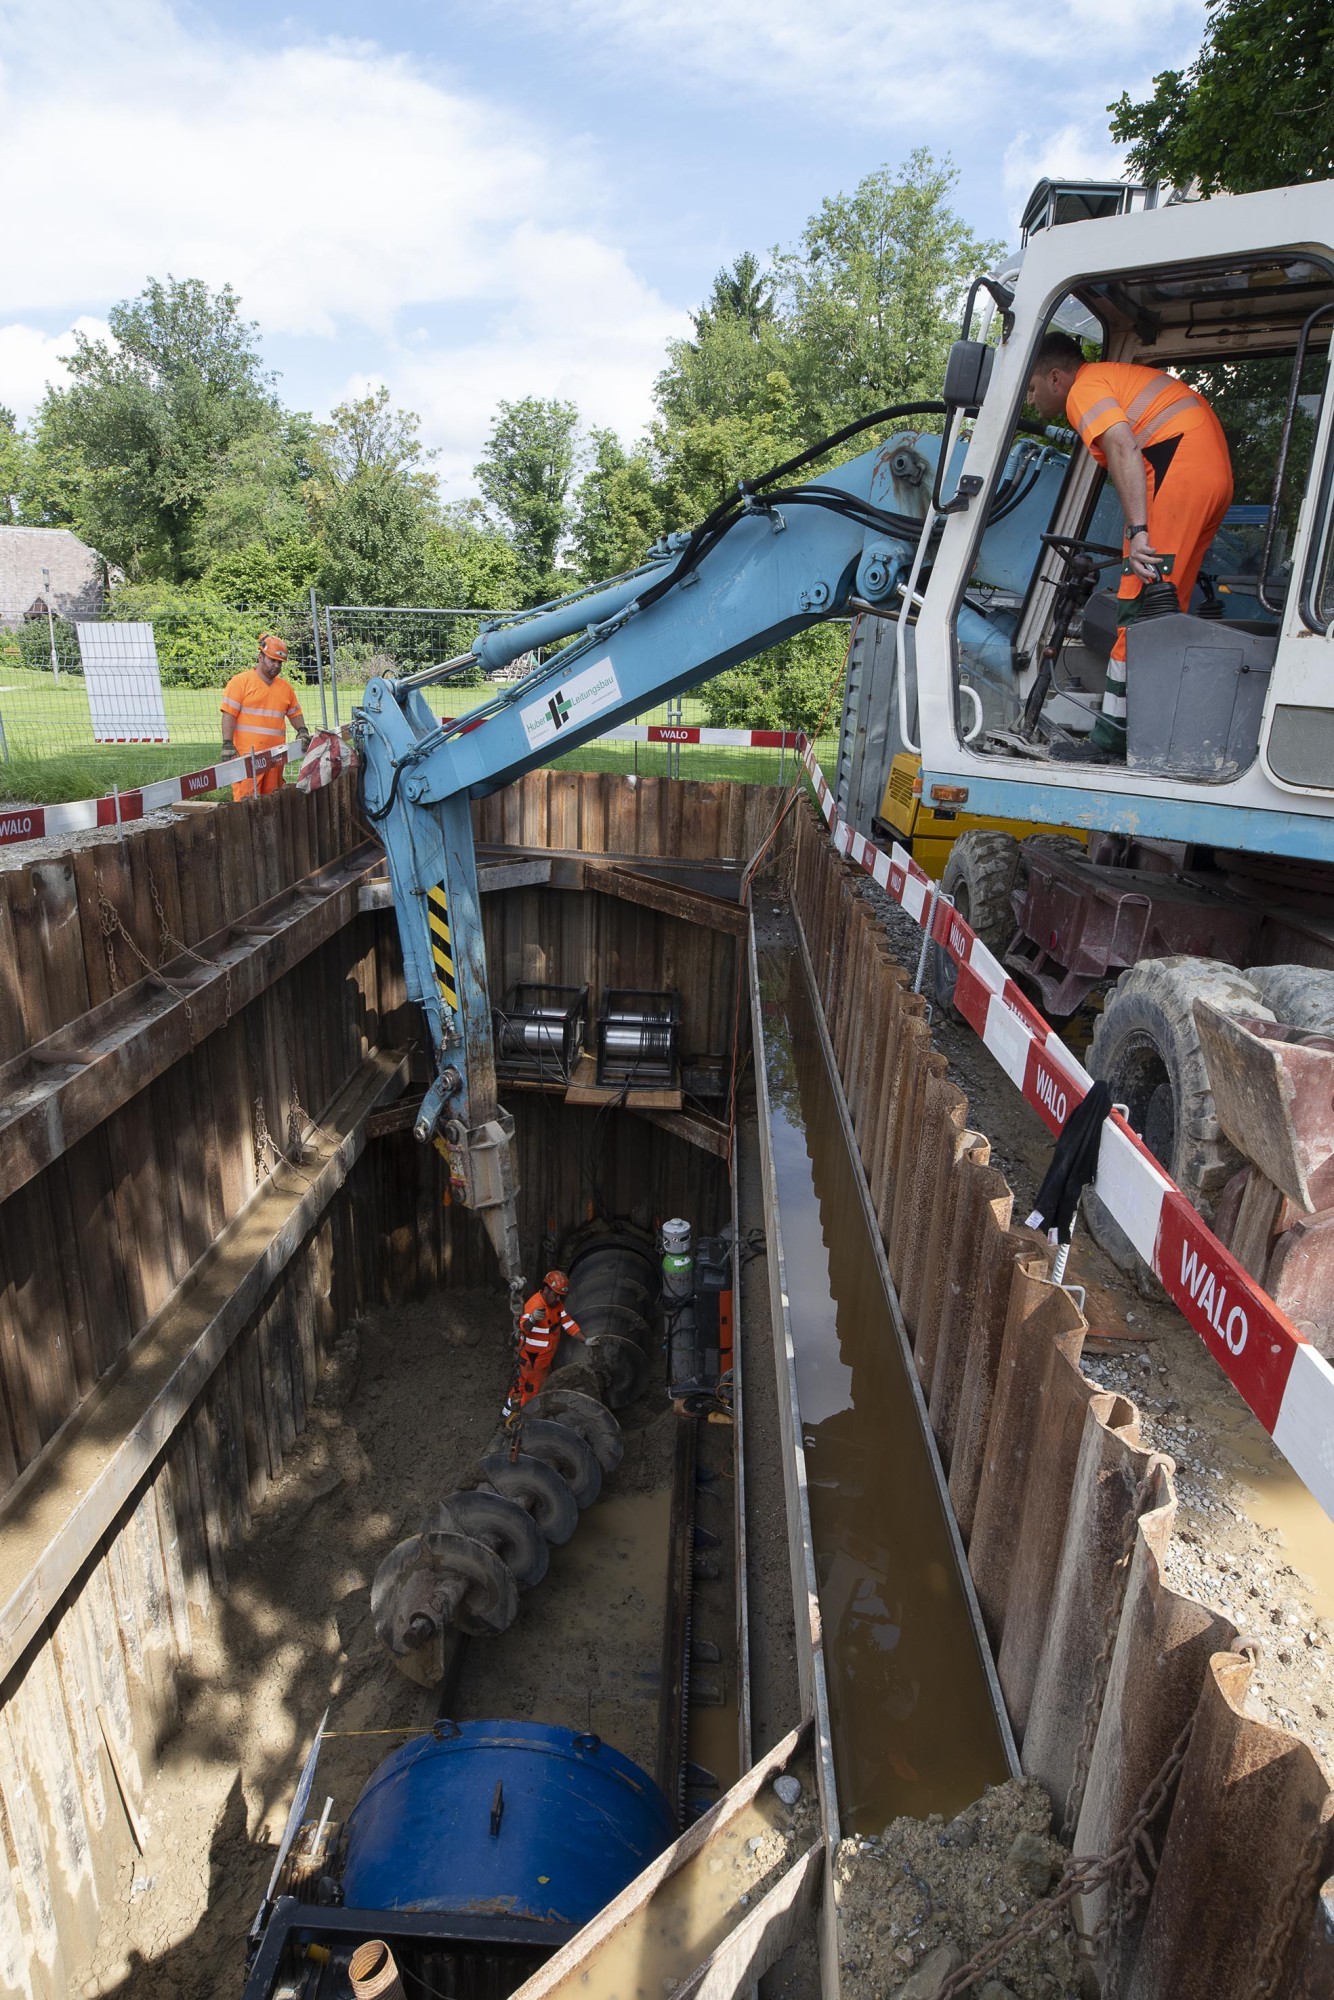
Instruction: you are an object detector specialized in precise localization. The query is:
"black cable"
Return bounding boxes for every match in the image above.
[739,399,947,494]
[633,399,949,619]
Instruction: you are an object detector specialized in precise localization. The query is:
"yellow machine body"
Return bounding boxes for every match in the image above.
[877,753,1088,880]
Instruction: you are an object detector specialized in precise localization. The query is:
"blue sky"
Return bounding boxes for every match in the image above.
[0,0,1207,497]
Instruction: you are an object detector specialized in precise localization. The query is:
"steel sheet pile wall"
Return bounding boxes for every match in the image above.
[0,775,396,2000]
[0,767,769,2000]
[789,803,1333,2000]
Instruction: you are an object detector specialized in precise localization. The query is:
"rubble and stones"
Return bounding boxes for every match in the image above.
[833,1777,1081,2000]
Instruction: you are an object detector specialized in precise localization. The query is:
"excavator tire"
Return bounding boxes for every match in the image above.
[1084,956,1275,1281]
[423,1489,549,1590]
[524,1386,625,1473]
[477,1450,579,1545]
[931,830,1020,1022]
[503,1415,602,1507]
[587,1332,651,1409]
[1243,964,1334,1035]
[371,1529,519,1679]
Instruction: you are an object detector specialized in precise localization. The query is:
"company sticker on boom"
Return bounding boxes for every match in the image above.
[520,657,622,751]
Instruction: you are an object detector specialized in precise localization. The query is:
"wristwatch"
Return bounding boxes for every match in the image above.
[1126,523,1149,539]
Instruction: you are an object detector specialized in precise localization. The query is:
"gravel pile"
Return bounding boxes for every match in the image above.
[834,1778,1081,2000]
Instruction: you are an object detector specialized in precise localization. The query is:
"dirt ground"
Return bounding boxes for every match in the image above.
[835,1777,1080,2000]
[870,885,1334,1784]
[76,1287,692,1999]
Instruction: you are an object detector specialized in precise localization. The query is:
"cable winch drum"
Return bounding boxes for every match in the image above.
[595,989,680,1087]
[494,984,588,1083]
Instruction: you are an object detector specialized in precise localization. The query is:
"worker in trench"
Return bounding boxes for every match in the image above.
[220,633,311,800]
[502,1270,583,1419]
[1026,330,1234,761]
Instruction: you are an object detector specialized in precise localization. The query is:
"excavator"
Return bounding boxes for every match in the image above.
[354,173,1334,1339]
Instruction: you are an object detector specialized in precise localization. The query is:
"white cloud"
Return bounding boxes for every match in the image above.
[1002,123,1132,230]
[485,0,1207,129]
[0,0,686,475]
[0,318,110,422]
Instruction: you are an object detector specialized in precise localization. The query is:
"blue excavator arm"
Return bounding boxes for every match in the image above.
[351,418,1067,1286]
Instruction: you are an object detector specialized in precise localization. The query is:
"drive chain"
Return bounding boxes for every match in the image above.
[934,1715,1195,2000]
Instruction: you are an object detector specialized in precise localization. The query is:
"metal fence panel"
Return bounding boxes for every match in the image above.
[1,595,829,795]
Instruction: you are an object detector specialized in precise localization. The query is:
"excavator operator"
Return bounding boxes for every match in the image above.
[1027,330,1233,762]
[502,1270,583,1418]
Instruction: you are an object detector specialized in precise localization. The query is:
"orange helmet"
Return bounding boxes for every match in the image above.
[258,633,289,663]
[542,1270,570,1296]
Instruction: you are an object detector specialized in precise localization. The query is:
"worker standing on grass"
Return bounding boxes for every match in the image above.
[503,1271,582,1418]
[1027,331,1233,761]
[220,634,310,800]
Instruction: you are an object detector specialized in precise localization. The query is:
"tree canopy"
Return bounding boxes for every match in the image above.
[5,144,990,695]
[1109,0,1334,195]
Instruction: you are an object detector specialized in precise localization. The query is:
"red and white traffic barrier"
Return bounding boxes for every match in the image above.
[0,745,302,848]
[608,725,801,748]
[797,733,1334,1522]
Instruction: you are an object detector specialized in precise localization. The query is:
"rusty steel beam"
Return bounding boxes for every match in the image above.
[0,845,384,1201]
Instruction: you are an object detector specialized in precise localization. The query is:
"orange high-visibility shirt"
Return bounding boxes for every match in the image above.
[518,1293,581,1349]
[1065,362,1219,467]
[220,669,304,753]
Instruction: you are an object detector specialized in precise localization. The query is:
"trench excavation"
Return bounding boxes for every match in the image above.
[2,770,1332,2000]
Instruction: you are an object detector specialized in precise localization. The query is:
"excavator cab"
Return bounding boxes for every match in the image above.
[912,184,1334,862]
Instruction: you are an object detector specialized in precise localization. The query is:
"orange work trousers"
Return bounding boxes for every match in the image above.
[231,752,285,801]
[1109,414,1235,669]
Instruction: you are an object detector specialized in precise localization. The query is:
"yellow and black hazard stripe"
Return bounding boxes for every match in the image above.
[426,881,458,1014]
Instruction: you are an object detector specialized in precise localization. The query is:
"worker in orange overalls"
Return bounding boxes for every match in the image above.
[220,634,310,799]
[502,1271,583,1418]
[1027,331,1233,761]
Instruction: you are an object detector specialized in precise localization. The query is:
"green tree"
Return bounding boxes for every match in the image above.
[701,625,849,733]
[188,414,320,571]
[32,277,279,579]
[1109,0,1334,196]
[312,387,440,606]
[691,251,777,338]
[0,407,28,522]
[320,384,437,492]
[776,151,1003,431]
[423,502,526,607]
[203,536,322,604]
[475,397,581,601]
[317,472,433,606]
[572,430,662,582]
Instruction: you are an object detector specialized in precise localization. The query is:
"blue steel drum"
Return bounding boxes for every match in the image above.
[340,1720,675,1938]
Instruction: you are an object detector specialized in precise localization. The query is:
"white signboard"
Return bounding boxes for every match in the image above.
[76,622,170,743]
[520,655,621,751]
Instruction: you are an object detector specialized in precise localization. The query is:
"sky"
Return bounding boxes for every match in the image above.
[0,0,1208,498]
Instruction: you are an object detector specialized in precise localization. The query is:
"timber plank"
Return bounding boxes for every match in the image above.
[0,890,26,1063]
[31,860,91,1031]
[0,1050,406,1685]
[4,870,54,1046]
[0,844,380,1199]
[584,863,749,938]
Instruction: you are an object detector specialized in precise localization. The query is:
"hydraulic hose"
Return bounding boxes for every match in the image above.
[634,399,949,617]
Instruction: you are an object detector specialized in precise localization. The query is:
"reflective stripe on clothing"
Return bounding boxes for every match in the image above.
[1065,362,1215,464]
[220,669,304,753]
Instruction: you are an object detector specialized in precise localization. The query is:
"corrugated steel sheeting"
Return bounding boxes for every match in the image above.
[790,800,1334,1999]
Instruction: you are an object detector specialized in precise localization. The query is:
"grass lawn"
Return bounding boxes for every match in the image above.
[0,667,824,804]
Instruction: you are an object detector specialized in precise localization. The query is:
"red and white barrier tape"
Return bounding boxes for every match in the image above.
[0,745,301,848]
[797,733,1334,1521]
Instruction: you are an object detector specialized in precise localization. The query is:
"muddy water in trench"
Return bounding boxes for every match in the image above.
[759,948,1009,1832]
